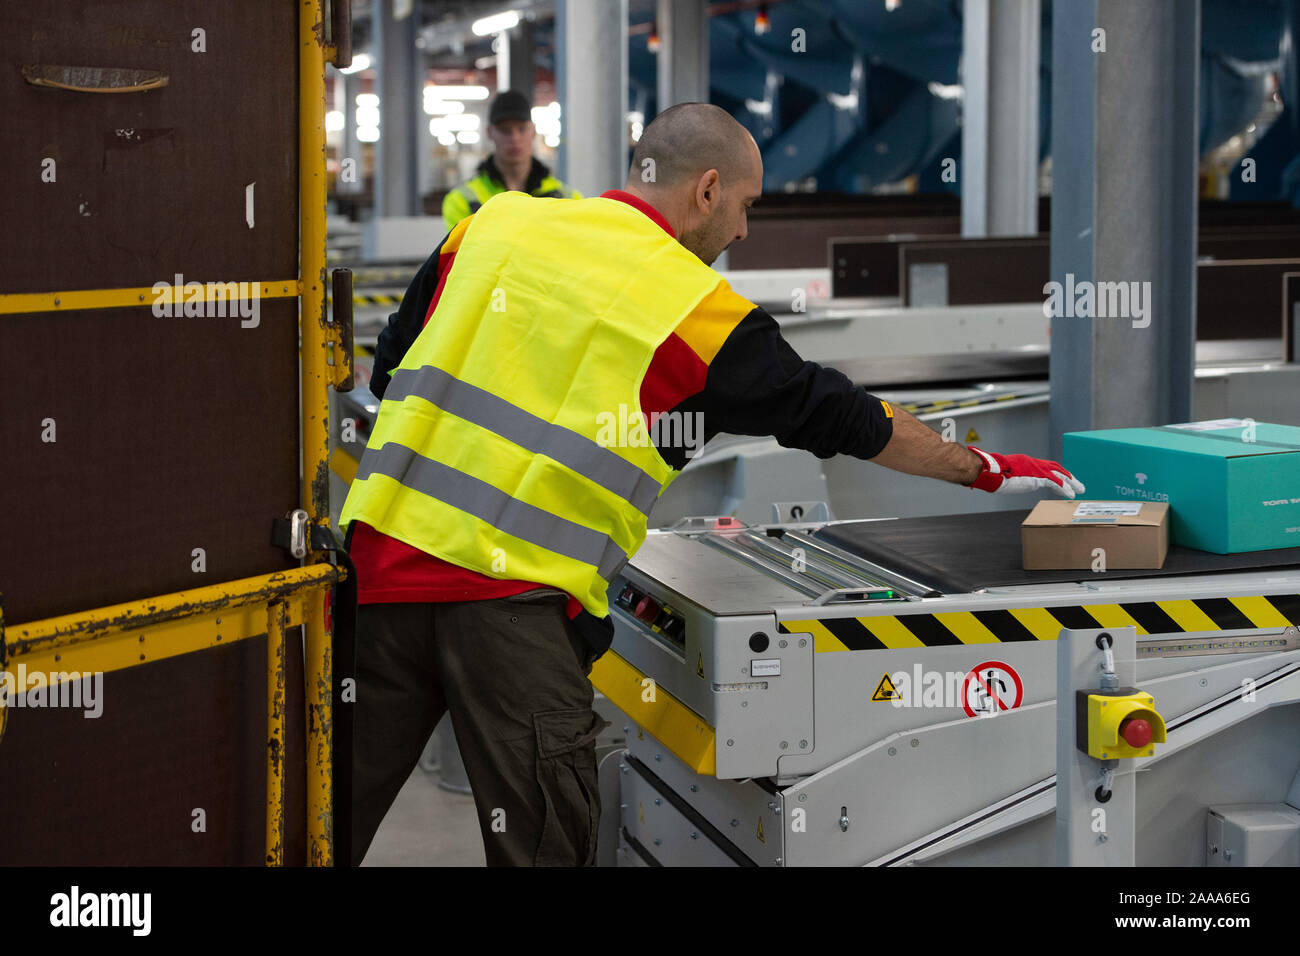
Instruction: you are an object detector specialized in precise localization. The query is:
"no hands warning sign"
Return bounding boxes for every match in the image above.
[961,660,1023,717]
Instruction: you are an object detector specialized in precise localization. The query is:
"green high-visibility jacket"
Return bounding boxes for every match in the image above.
[441,156,580,233]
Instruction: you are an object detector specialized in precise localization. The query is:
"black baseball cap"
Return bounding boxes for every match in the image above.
[489,90,532,126]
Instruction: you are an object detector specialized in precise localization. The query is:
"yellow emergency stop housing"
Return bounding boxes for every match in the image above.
[1075,689,1167,759]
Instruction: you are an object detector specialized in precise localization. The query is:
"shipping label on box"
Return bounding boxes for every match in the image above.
[1064,421,1300,554]
[1022,500,1169,570]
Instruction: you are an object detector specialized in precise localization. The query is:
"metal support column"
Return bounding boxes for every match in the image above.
[556,0,629,196]
[416,50,434,202]
[1049,0,1199,459]
[962,0,1040,237]
[374,0,420,217]
[1057,627,1138,865]
[339,71,363,197]
[656,0,710,109]
[499,18,536,103]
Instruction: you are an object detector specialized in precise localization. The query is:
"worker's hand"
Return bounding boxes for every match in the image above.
[966,447,1086,498]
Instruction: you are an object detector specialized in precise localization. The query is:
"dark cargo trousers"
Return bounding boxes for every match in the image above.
[350,588,610,866]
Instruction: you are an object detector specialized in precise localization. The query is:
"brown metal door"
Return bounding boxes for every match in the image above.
[0,0,311,864]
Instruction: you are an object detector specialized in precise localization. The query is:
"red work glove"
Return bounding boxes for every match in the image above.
[966,446,1086,498]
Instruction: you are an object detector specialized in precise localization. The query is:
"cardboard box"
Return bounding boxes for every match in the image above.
[1064,420,1300,554]
[1022,500,1169,570]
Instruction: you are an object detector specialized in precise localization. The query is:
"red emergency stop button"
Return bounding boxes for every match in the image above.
[1119,717,1153,748]
[634,596,661,623]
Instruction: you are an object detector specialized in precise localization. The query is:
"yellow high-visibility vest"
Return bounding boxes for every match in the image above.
[341,191,744,617]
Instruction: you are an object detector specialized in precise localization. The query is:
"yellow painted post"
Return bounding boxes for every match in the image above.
[303,593,334,865]
[299,0,331,524]
[266,599,288,866]
[300,0,335,866]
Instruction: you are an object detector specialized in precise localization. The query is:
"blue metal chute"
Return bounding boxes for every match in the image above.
[1228,0,1298,202]
[916,128,962,195]
[619,0,1291,199]
[826,0,963,87]
[718,3,856,96]
[710,16,773,103]
[823,83,961,193]
[760,97,861,189]
[711,0,961,191]
[1202,56,1277,158]
[1203,0,1286,63]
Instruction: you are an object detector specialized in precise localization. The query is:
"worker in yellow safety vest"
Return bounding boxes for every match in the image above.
[441,89,581,233]
[342,102,1084,867]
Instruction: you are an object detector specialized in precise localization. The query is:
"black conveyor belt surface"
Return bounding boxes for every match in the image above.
[813,509,1300,595]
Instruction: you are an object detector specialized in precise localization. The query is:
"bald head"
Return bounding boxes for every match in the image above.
[624,103,763,265]
[629,103,756,191]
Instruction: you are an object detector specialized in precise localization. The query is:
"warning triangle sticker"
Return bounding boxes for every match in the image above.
[872,673,900,701]
[965,427,981,444]
[756,817,766,844]
[696,653,705,679]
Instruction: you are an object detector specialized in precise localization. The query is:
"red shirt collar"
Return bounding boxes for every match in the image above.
[601,189,675,238]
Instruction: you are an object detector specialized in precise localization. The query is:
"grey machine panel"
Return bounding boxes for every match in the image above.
[601,511,1300,866]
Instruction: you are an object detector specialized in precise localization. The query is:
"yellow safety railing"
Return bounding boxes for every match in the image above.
[2,565,343,864]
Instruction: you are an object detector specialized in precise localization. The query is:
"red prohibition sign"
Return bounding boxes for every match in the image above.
[962,660,1024,717]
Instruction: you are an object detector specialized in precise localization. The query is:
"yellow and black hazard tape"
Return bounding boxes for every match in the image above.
[779,593,1300,652]
[897,393,1031,416]
[349,266,419,284]
[341,292,402,308]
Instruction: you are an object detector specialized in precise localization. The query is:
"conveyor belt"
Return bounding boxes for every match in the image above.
[814,509,1300,594]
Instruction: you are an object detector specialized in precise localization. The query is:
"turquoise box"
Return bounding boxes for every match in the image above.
[1063,419,1300,554]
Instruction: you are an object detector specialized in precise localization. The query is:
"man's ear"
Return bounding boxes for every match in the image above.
[696,169,721,210]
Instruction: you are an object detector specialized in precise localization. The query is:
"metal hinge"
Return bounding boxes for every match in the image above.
[270,509,311,560]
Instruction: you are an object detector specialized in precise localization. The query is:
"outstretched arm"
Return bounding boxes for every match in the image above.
[683,301,1084,498]
[868,404,983,484]
[871,403,1085,498]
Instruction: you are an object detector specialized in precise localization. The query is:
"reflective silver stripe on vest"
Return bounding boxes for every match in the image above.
[385,365,663,516]
[356,441,629,581]
[455,183,482,211]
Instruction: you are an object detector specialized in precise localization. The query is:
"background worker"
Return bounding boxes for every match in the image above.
[441,89,581,232]
[343,103,1084,867]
